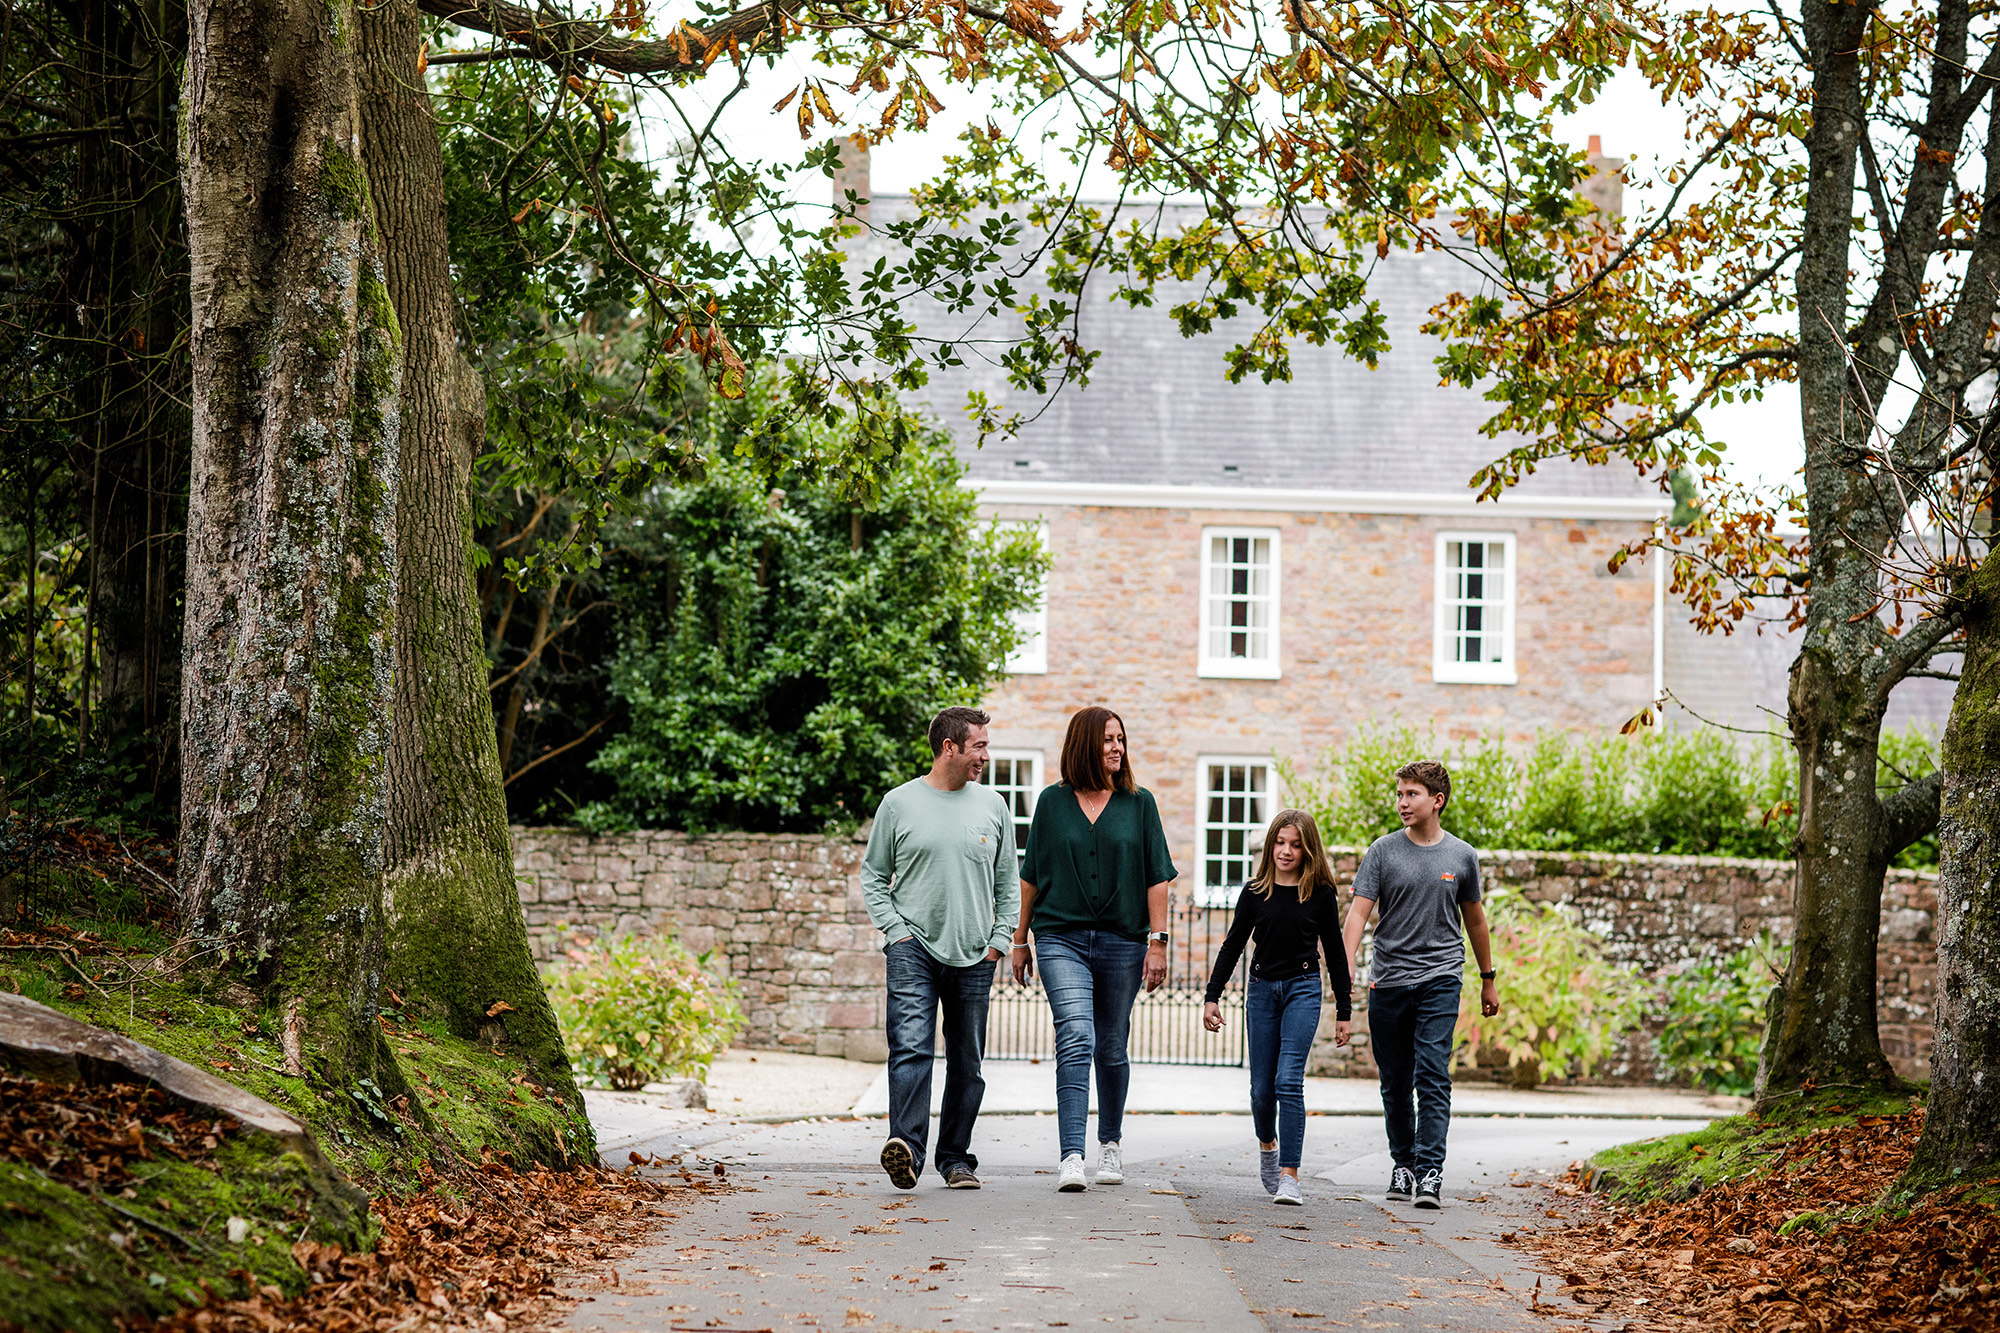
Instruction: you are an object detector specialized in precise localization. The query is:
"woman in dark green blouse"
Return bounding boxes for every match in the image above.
[1010,706,1178,1192]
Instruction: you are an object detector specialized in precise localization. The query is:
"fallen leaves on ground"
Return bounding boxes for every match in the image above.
[143,1156,715,1332]
[0,1073,233,1189]
[1512,1107,2000,1331]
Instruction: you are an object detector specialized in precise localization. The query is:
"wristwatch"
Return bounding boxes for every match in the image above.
[1147,931,1170,944]
[1480,970,1497,980]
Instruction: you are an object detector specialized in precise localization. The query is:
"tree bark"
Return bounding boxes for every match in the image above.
[1906,553,2000,1184]
[356,0,587,1138]
[179,0,405,1090]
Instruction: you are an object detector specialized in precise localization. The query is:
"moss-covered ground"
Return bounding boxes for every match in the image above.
[1583,1085,1926,1206]
[0,874,595,1332]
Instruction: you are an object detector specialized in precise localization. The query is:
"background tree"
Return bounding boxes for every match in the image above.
[581,384,1046,833]
[1421,0,1988,1106]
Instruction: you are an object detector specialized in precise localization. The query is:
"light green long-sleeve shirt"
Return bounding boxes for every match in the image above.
[861,777,1020,968]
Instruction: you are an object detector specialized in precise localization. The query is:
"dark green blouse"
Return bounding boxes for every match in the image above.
[1020,784,1179,940]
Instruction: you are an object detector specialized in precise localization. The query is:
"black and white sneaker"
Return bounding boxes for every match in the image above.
[1385,1166,1416,1202]
[880,1137,918,1190]
[1413,1168,1443,1209]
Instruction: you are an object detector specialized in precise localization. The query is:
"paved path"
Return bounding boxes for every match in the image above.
[564,1086,1712,1332]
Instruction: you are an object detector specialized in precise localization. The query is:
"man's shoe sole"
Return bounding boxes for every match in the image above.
[880,1139,918,1190]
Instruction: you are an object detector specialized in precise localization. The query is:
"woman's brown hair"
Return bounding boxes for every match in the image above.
[1060,706,1138,794]
[1251,808,1334,902]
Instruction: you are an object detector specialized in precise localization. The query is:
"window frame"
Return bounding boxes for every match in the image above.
[1196,526,1283,680]
[1001,522,1049,675]
[981,748,1044,869]
[1194,754,1278,907]
[1432,529,1518,685]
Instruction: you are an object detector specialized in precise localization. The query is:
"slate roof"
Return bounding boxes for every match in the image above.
[852,196,1655,502]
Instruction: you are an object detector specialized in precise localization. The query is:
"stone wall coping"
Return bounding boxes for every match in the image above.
[1323,843,1936,879]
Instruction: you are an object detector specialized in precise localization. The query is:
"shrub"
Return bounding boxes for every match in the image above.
[1654,933,1788,1096]
[1283,719,1937,868]
[541,930,744,1090]
[1453,887,1647,1088]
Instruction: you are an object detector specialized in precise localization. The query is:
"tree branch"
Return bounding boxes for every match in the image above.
[415,0,799,75]
[1881,767,1943,857]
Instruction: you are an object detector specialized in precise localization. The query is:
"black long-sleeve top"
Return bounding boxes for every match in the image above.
[1203,881,1352,1019]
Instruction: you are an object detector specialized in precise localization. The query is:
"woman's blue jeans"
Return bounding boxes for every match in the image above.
[1246,973,1322,1169]
[1035,930,1148,1159]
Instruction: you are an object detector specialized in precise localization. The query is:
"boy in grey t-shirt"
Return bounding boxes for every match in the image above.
[1342,760,1500,1210]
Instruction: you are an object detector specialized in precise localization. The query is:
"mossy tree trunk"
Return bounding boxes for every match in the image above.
[1755,0,1958,1102]
[355,1,587,1137]
[1906,553,2000,1184]
[179,0,410,1094]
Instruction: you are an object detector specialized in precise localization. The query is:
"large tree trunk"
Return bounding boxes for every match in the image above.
[1906,554,2000,1183]
[355,0,586,1138]
[179,0,406,1090]
[1755,0,1933,1100]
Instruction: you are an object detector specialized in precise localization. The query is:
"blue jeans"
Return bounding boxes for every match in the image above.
[1369,972,1461,1175]
[884,937,997,1179]
[1035,930,1148,1159]
[1247,974,1321,1170]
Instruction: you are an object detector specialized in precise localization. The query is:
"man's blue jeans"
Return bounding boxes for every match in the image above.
[884,937,996,1180]
[1367,972,1462,1175]
[1035,930,1148,1159]
[1247,973,1322,1170]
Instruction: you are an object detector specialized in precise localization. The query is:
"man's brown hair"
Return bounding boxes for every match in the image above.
[1395,759,1452,812]
[1251,808,1334,902]
[928,706,990,756]
[1060,706,1137,794]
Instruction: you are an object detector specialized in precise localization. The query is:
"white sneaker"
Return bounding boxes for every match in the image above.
[1057,1155,1087,1192]
[1273,1174,1303,1206]
[1095,1142,1124,1184]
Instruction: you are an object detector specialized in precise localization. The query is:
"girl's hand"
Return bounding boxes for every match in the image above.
[1334,1019,1352,1047]
[1202,1001,1223,1032]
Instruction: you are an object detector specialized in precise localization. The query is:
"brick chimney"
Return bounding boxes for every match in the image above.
[1580,133,1624,218]
[831,134,870,228]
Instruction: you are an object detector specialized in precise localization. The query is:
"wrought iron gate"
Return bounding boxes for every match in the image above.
[986,897,1247,1066]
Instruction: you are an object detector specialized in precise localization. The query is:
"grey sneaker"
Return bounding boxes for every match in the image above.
[1273,1174,1303,1206]
[1414,1168,1444,1209]
[1095,1142,1125,1184]
[944,1164,980,1189]
[1385,1165,1416,1202]
[1057,1154,1087,1192]
[880,1137,918,1190]
[1259,1147,1281,1196]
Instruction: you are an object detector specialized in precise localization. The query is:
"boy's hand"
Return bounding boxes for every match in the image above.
[1202,1001,1223,1032]
[1334,1019,1352,1047]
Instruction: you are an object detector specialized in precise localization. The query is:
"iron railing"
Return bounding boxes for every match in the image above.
[986,897,1250,1067]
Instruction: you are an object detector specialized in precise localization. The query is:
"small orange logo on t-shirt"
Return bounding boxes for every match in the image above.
[1441,872,1455,882]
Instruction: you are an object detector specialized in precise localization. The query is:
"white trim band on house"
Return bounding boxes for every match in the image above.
[968,478,1674,520]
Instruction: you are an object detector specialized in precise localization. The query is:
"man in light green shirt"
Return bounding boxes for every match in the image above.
[863,706,1018,1191]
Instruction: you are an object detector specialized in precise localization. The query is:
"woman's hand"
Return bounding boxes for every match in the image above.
[1011,942,1034,984]
[1334,1019,1352,1047]
[1143,941,1168,992]
[1202,1001,1223,1032]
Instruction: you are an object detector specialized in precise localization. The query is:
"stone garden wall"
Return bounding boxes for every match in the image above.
[512,827,1937,1082]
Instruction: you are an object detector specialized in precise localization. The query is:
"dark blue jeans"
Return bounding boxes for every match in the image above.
[884,937,997,1179]
[1035,930,1148,1159]
[1368,973,1461,1175]
[1247,974,1321,1170]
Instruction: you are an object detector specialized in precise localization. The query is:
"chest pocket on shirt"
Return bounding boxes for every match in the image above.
[965,826,998,864]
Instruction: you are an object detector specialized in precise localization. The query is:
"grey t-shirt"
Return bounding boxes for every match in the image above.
[1351,830,1482,989]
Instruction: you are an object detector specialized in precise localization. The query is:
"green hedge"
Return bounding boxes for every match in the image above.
[1282,721,1939,868]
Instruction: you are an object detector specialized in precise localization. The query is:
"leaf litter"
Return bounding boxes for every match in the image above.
[1506,1107,1999,1331]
